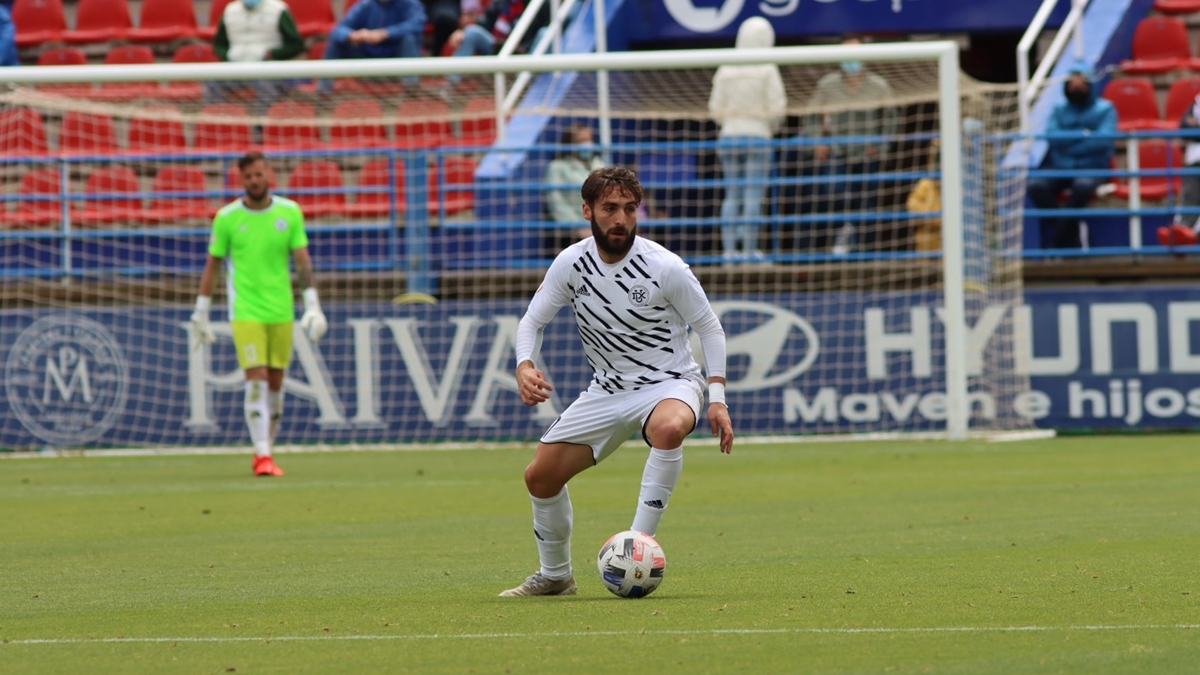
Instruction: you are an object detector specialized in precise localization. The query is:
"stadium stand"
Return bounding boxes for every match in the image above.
[288,0,337,37]
[129,0,201,43]
[198,0,236,40]
[59,112,119,156]
[194,104,254,151]
[12,0,67,48]
[395,99,452,149]
[261,101,323,150]
[1113,139,1184,201]
[97,45,161,100]
[146,166,213,223]
[346,158,406,217]
[0,109,50,157]
[329,99,389,148]
[1102,77,1174,130]
[128,108,188,154]
[1154,0,1200,13]
[1163,76,1200,125]
[10,168,63,227]
[74,166,143,225]
[286,160,348,218]
[65,0,134,44]
[1120,15,1191,74]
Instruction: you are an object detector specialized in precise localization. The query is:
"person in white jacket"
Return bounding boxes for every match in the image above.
[708,17,787,263]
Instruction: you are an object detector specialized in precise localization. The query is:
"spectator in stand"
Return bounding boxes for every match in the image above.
[318,0,426,91]
[424,0,462,58]
[0,2,16,67]
[794,36,897,255]
[210,0,306,113]
[1026,66,1117,250]
[440,0,551,97]
[708,17,786,263]
[545,124,605,242]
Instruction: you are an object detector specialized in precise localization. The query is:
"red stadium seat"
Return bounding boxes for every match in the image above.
[59,112,118,156]
[442,96,499,148]
[286,161,347,218]
[199,0,237,40]
[10,169,64,228]
[1121,16,1191,74]
[35,47,92,97]
[128,107,188,153]
[12,0,67,48]
[194,104,253,152]
[1154,0,1200,13]
[428,155,476,216]
[1164,77,1200,126]
[74,166,143,225]
[261,101,322,149]
[94,46,162,100]
[146,166,212,222]
[1113,140,1184,201]
[1102,78,1174,131]
[307,41,327,61]
[395,99,451,150]
[64,0,133,44]
[129,0,200,42]
[288,0,336,37]
[0,109,50,157]
[347,158,406,218]
[161,45,219,101]
[329,99,388,148]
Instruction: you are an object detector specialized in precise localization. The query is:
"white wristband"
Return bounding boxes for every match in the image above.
[709,382,726,407]
[194,295,211,313]
[302,287,320,312]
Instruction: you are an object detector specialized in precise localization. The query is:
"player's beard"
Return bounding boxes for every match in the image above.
[244,184,270,205]
[592,217,637,258]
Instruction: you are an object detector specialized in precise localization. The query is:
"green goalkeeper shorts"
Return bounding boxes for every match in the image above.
[231,321,294,371]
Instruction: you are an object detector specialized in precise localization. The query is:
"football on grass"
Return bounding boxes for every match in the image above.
[596,530,666,598]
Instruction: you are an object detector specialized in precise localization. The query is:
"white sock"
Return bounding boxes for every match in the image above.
[244,380,271,457]
[531,486,573,580]
[268,389,283,444]
[630,447,682,537]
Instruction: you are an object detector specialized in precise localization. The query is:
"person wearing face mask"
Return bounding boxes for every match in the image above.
[785,36,897,256]
[322,0,426,74]
[210,0,305,113]
[545,125,606,246]
[709,17,787,264]
[1026,66,1117,249]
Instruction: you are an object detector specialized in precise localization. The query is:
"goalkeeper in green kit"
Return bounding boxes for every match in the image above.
[189,151,327,476]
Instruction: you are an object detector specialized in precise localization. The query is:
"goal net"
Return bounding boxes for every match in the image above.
[0,42,1035,451]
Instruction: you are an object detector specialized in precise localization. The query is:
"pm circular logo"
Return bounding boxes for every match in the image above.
[275,218,288,232]
[4,315,130,446]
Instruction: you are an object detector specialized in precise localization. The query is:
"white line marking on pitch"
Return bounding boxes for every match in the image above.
[5,624,1197,645]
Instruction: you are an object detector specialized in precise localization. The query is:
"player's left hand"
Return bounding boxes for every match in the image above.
[300,308,327,342]
[708,404,733,454]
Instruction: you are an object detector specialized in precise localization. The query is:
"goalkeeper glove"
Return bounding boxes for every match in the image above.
[189,295,216,348]
[299,287,328,342]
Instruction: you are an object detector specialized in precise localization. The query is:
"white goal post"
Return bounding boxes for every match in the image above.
[0,40,1034,448]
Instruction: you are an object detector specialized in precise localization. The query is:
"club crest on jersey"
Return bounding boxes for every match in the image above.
[275,218,288,232]
[628,285,649,307]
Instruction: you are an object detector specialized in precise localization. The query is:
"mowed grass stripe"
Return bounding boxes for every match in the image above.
[1,436,1198,675]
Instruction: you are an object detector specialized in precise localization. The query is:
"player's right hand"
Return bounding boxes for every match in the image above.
[189,296,215,348]
[516,361,553,406]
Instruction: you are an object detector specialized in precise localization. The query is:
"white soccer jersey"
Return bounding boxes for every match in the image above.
[516,236,726,394]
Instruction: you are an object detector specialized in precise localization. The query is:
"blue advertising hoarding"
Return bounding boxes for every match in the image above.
[2,285,1199,450]
[624,0,1068,41]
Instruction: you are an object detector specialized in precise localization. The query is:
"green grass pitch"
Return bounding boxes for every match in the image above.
[2,435,1198,674]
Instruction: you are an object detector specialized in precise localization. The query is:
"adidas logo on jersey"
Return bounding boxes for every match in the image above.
[642,499,665,509]
[575,285,592,298]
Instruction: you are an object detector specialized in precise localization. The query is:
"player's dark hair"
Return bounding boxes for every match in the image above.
[580,166,643,207]
[237,150,267,171]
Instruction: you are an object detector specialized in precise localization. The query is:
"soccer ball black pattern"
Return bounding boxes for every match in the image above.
[596,530,666,598]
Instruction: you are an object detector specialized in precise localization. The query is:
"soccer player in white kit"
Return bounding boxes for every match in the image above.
[500,166,734,597]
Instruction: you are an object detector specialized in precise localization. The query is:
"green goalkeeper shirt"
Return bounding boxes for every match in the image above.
[208,196,308,324]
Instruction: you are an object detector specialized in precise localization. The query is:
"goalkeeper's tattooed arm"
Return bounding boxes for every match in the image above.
[293,247,315,292]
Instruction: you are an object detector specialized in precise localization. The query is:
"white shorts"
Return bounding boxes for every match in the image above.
[540,378,704,463]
